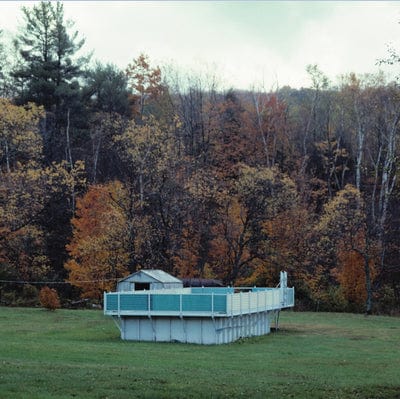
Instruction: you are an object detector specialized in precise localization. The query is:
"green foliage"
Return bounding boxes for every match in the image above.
[12,1,89,162]
[0,29,4,76]
[85,62,131,116]
[374,285,399,315]
[318,286,350,313]
[0,284,40,307]
[13,1,86,109]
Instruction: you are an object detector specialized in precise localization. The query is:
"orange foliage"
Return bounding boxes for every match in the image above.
[173,227,201,279]
[126,53,163,118]
[65,181,129,300]
[261,207,313,285]
[39,286,61,311]
[210,91,248,178]
[209,197,253,284]
[335,244,376,305]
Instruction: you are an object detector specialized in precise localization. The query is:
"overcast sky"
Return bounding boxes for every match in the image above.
[1,1,400,90]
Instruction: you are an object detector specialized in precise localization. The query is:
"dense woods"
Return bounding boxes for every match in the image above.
[1,2,399,313]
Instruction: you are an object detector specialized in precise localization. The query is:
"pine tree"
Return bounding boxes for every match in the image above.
[12,1,87,161]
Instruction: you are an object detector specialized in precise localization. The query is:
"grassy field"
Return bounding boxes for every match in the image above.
[0,308,399,399]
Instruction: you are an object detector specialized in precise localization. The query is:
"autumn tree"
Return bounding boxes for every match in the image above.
[113,113,187,272]
[316,185,376,312]
[306,138,350,199]
[1,159,86,281]
[368,83,400,277]
[173,169,223,279]
[0,99,44,173]
[210,90,248,178]
[335,246,374,307]
[126,53,163,119]
[210,165,297,284]
[0,99,85,289]
[85,112,126,183]
[339,73,400,290]
[0,100,46,281]
[113,116,175,207]
[65,181,129,300]
[1,5,399,313]
[173,74,219,163]
[298,65,330,174]
[260,206,314,294]
[249,91,290,169]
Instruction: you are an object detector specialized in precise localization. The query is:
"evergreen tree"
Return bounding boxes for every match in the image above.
[12,1,88,162]
[85,62,131,116]
[0,29,10,97]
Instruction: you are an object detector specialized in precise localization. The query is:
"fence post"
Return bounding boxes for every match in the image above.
[256,290,259,312]
[117,292,120,317]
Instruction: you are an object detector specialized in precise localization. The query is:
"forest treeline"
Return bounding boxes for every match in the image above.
[1,2,399,313]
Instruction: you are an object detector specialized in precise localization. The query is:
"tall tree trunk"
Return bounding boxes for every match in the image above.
[65,108,75,212]
[65,108,73,167]
[92,134,102,184]
[354,100,365,192]
[253,92,270,166]
[363,251,372,315]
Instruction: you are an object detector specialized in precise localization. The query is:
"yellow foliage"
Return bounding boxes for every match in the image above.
[313,185,377,307]
[2,225,50,281]
[0,99,44,172]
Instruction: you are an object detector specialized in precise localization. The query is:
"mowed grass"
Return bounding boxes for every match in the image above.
[0,308,399,399]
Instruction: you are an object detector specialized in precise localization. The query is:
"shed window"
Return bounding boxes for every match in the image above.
[135,283,150,291]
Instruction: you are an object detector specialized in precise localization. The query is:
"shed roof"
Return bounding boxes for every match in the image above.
[119,269,182,284]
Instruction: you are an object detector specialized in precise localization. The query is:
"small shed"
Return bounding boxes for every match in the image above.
[117,269,183,292]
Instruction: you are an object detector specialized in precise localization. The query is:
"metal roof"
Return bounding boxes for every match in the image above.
[119,269,182,284]
[141,269,182,283]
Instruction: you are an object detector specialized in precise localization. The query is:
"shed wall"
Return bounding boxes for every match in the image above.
[117,272,183,292]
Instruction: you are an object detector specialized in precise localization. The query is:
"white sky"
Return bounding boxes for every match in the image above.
[1,1,400,90]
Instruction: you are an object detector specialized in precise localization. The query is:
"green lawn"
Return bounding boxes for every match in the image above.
[0,307,399,399]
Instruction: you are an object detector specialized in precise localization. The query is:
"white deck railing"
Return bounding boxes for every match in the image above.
[104,287,294,317]
[226,288,294,316]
